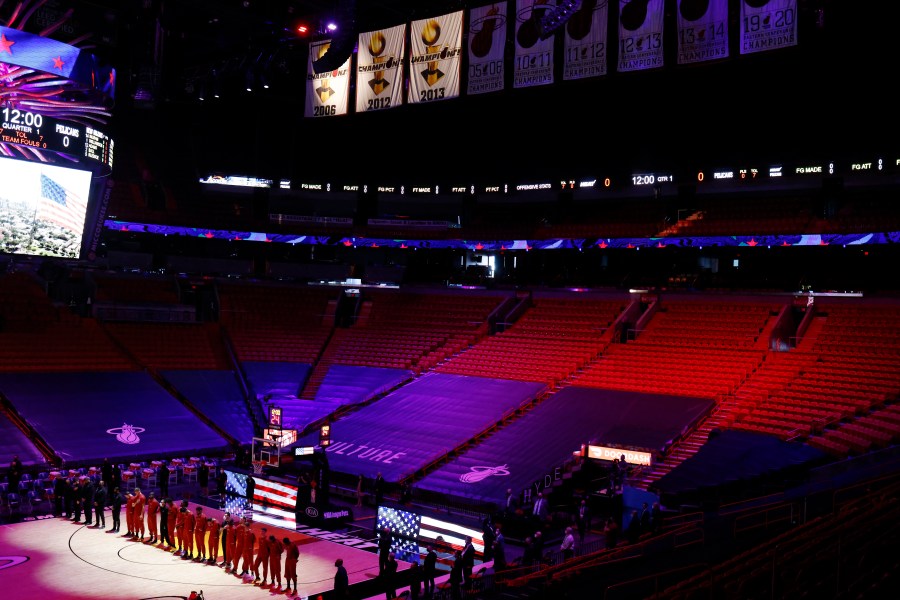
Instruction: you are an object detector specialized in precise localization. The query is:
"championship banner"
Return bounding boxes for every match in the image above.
[356,23,406,113]
[408,10,463,105]
[617,0,665,73]
[563,1,609,81]
[513,0,555,88]
[467,3,507,95]
[739,0,797,55]
[305,39,351,117]
[676,0,729,65]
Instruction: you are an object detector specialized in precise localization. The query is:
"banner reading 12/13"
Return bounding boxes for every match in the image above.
[408,11,463,105]
[356,24,406,113]
[617,0,665,73]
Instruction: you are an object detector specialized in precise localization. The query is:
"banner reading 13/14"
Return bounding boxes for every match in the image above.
[356,24,406,113]
[408,11,463,105]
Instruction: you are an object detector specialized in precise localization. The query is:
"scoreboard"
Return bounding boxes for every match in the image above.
[1,107,113,174]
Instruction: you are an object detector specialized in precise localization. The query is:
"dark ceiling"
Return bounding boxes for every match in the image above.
[13,0,893,185]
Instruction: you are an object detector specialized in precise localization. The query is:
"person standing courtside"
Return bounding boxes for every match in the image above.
[165,499,177,549]
[333,558,350,599]
[462,536,475,591]
[232,516,246,573]
[218,512,232,566]
[109,487,123,533]
[159,497,171,547]
[101,459,113,504]
[206,516,219,564]
[283,537,299,596]
[423,544,437,598]
[132,487,146,540]
[374,471,385,507]
[147,492,160,544]
[82,479,95,526]
[194,506,207,561]
[175,503,186,555]
[268,534,284,591]
[378,527,392,573]
[158,461,170,497]
[124,491,135,537]
[92,481,107,529]
[241,520,256,577]
[252,526,270,584]
[182,504,196,559]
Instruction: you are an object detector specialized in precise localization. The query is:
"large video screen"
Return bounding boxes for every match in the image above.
[0,156,93,259]
[376,505,485,559]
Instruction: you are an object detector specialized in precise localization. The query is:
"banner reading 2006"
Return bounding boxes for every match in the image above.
[408,11,463,105]
[305,39,351,118]
[356,24,406,113]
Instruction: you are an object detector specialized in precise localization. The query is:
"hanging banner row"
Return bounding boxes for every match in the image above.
[305,0,798,117]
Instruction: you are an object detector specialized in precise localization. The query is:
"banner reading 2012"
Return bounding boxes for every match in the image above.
[356,24,406,113]
[408,10,463,105]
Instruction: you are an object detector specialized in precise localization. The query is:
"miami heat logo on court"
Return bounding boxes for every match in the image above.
[0,556,29,571]
[459,464,510,483]
[107,423,145,444]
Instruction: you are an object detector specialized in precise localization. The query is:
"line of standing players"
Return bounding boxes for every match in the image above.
[56,480,302,596]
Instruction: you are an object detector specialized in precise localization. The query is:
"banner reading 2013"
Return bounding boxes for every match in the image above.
[408,11,463,105]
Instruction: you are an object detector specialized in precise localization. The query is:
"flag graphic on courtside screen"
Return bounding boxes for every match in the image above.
[250,476,298,527]
[38,173,87,234]
[376,506,484,554]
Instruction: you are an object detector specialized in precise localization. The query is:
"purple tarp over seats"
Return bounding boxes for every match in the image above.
[242,361,311,399]
[652,429,828,507]
[0,413,46,467]
[274,365,414,432]
[296,373,547,482]
[161,370,255,444]
[314,365,412,404]
[416,386,714,504]
[0,372,229,464]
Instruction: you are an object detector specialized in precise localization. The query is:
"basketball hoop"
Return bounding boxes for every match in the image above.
[252,460,265,475]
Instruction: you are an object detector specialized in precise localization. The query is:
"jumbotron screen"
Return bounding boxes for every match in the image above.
[0,156,92,259]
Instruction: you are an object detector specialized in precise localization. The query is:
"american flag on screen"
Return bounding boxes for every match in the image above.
[37,174,87,234]
[251,475,297,527]
[377,506,484,555]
